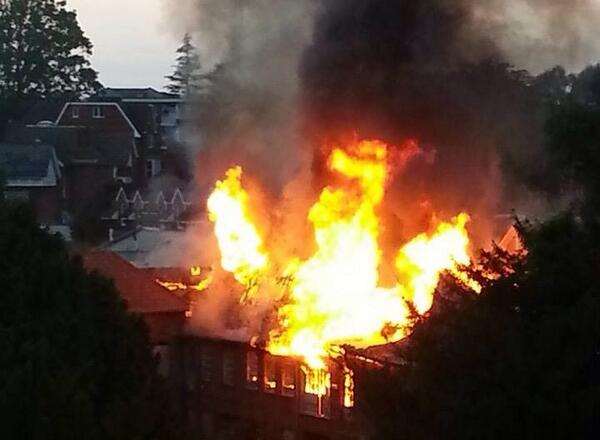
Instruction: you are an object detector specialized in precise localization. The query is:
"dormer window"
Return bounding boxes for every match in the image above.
[71,106,79,119]
[92,106,104,118]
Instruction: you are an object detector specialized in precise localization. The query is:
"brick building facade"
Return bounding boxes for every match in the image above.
[170,336,374,440]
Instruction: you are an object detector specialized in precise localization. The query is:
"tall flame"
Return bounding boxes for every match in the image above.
[207,166,268,292]
[206,140,479,372]
[396,213,480,314]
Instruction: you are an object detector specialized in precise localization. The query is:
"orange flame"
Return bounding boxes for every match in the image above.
[301,365,331,397]
[207,166,268,295]
[343,366,355,408]
[206,139,479,375]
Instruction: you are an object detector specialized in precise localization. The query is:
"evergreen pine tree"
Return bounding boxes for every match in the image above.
[165,33,203,97]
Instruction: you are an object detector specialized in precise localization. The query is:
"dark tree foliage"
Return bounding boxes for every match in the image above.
[0,202,182,439]
[165,33,204,97]
[545,103,600,199]
[0,0,100,131]
[359,215,600,439]
[571,64,600,107]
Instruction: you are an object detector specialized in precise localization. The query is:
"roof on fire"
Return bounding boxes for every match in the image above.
[82,250,189,314]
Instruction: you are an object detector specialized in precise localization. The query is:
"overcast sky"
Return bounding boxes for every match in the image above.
[67,0,180,91]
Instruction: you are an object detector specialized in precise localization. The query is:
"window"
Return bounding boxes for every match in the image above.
[4,190,29,202]
[222,350,236,386]
[245,351,259,389]
[300,366,331,418]
[92,106,104,118]
[200,346,213,382]
[146,159,162,178]
[71,106,80,119]
[183,345,198,391]
[153,345,170,377]
[264,355,277,393]
[282,362,296,397]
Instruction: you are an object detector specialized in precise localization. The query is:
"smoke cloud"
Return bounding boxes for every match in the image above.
[473,0,600,73]
[162,0,317,195]
[158,0,600,339]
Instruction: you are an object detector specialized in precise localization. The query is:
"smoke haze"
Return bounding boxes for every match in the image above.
[473,0,600,73]
[159,0,600,338]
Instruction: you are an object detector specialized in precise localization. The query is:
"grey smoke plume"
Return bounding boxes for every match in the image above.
[162,0,317,195]
[473,0,600,73]
[158,0,600,251]
[158,0,600,339]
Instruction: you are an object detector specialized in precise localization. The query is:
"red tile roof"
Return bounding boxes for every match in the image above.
[82,251,189,314]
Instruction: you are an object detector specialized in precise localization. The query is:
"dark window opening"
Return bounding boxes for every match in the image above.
[222,350,236,386]
[200,345,214,382]
[92,106,104,118]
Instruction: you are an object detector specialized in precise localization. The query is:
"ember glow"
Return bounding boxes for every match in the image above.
[155,267,213,293]
[203,139,480,391]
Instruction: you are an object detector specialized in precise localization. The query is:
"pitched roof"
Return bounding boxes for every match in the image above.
[94,87,180,101]
[82,250,189,314]
[498,225,525,254]
[4,124,133,167]
[16,99,68,125]
[4,124,93,165]
[120,102,156,135]
[56,102,142,139]
[89,132,135,166]
[0,143,60,186]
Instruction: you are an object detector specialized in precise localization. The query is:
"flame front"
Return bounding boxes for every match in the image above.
[396,213,481,314]
[206,139,479,373]
[207,166,268,292]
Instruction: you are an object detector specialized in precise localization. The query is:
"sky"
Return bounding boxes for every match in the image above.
[67,0,181,91]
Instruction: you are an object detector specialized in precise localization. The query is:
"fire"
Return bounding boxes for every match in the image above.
[301,365,331,397]
[343,366,355,408]
[156,280,188,291]
[205,139,480,386]
[396,213,481,314]
[207,166,268,295]
[190,266,202,277]
[155,266,213,293]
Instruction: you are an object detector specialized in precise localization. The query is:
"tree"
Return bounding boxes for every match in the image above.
[571,64,600,107]
[0,0,100,131]
[358,215,600,439]
[0,201,182,439]
[165,33,203,97]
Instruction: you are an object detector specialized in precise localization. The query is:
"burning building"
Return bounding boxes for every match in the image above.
[145,137,484,439]
[82,135,486,439]
[113,1,571,436]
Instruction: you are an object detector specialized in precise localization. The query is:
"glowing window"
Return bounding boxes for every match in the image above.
[282,362,296,397]
[245,351,259,389]
[264,355,277,393]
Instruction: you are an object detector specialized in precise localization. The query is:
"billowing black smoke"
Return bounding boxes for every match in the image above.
[300,0,550,246]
